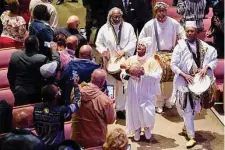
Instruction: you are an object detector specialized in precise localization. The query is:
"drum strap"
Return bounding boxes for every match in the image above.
[153,19,161,51]
[110,22,123,47]
[185,39,201,68]
[188,92,195,110]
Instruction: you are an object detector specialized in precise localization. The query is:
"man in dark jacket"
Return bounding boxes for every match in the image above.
[0,109,46,150]
[54,15,87,58]
[7,35,48,106]
[82,0,110,43]
[109,0,139,32]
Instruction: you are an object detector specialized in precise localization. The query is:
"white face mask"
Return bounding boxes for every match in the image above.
[137,54,147,61]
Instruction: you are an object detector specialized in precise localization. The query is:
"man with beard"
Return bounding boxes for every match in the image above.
[95,7,137,119]
[139,2,185,113]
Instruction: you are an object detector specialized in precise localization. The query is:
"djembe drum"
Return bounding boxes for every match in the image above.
[188,74,214,109]
[154,51,174,82]
[106,56,126,81]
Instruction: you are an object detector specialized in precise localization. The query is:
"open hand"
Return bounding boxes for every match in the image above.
[184,74,194,84]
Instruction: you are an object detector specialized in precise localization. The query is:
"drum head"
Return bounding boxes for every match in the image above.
[188,74,211,95]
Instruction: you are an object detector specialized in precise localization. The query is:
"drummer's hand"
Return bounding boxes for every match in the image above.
[137,67,145,77]
[116,50,125,59]
[184,74,194,84]
[199,67,208,77]
[102,50,109,60]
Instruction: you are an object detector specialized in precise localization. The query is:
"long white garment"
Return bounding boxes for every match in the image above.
[121,56,162,134]
[96,22,137,110]
[29,0,58,29]
[171,39,218,138]
[139,17,185,55]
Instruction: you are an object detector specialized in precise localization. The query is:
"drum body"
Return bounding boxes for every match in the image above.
[107,57,126,81]
[154,51,174,82]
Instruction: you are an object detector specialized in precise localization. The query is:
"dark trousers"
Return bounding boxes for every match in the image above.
[13,86,41,106]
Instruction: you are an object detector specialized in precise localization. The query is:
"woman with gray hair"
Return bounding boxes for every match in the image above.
[95,7,137,119]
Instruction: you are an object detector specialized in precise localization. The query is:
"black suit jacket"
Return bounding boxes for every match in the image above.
[7,51,48,94]
[109,0,139,30]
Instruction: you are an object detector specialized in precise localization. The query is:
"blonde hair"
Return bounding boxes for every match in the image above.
[103,128,128,150]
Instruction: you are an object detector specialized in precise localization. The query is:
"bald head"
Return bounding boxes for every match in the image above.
[67,15,80,29]
[79,45,92,60]
[91,69,107,88]
[66,35,78,50]
[14,109,32,129]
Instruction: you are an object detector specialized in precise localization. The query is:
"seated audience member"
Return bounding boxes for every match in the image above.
[29,0,58,29]
[60,45,102,105]
[70,69,116,148]
[0,109,46,150]
[54,15,87,57]
[33,84,80,149]
[103,128,129,150]
[56,140,82,150]
[0,0,27,48]
[206,0,224,58]
[29,4,56,60]
[7,35,48,106]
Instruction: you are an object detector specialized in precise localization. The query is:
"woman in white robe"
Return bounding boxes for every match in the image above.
[120,38,162,141]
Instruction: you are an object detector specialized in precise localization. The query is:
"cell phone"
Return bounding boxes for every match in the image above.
[44,41,51,48]
[107,85,114,99]
[127,144,131,150]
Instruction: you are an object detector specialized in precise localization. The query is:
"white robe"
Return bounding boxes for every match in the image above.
[121,56,162,134]
[139,17,186,107]
[95,22,137,110]
[139,17,185,55]
[171,39,218,138]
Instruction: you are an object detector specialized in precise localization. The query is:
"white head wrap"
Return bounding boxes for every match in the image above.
[138,37,152,58]
[154,2,169,11]
[185,21,197,28]
[40,61,58,78]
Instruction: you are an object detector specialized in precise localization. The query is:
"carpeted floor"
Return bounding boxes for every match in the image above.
[53,0,86,28]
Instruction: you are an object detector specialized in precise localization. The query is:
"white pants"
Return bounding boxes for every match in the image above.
[176,96,201,139]
[156,82,173,107]
[107,74,126,110]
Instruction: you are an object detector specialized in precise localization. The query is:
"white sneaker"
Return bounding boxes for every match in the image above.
[144,128,151,140]
[165,102,172,109]
[134,129,141,141]
[156,107,163,113]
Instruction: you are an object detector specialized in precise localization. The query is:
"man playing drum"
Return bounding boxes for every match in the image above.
[171,21,218,148]
[95,7,137,119]
[139,1,186,113]
[120,38,162,141]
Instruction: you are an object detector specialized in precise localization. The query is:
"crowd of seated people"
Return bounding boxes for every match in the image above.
[0,0,224,150]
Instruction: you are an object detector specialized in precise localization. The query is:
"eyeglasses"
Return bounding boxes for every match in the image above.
[55,88,62,97]
[112,16,122,20]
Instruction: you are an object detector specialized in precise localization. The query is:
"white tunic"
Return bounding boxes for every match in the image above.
[95,22,137,110]
[139,17,185,56]
[171,39,218,90]
[96,22,137,57]
[121,56,162,133]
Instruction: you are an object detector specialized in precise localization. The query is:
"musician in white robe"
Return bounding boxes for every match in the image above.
[120,38,162,141]
[171,21,218,148]
[95,7,137,118]
[138,2,186,113]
